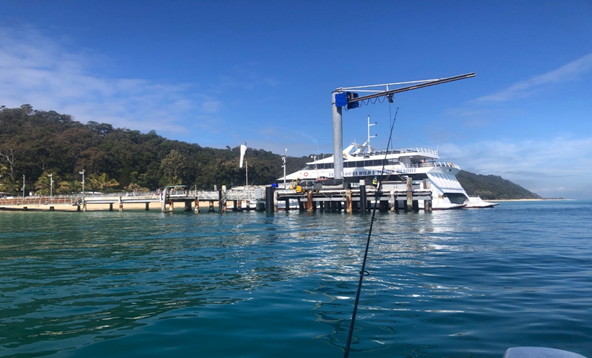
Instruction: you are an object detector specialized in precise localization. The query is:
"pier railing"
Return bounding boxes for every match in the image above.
[0,196,74,206]
[0,188,263,207]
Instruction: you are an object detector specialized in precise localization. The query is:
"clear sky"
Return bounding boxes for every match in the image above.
[1,1,591,199]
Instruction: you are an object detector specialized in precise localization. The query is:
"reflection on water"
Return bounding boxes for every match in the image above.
[1,202,591,357]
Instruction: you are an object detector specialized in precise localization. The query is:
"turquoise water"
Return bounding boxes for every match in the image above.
[1,201,591,357]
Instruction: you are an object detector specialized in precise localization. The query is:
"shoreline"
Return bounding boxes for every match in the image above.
[2,198,576,212]
[0,202,219,212]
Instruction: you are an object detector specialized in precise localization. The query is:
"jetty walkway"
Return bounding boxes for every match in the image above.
[0,179,433,213]
[0,187,263,212]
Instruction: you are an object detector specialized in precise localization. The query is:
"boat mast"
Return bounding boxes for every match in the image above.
[367,115,377,153]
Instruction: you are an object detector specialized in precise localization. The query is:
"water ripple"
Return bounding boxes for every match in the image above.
[0,202,591,357]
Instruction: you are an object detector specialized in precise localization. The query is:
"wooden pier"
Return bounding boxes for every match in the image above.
[0,180,432,213]
[269,178,432,213]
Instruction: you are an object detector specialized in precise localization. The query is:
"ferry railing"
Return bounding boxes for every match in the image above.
[355,147,439,157]
[418,162,435,168]
[402,161,460,169]
[368,147,438,156]
[434,161,460,170]
[397,147,438,155]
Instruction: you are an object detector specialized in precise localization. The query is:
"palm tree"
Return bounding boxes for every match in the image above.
[34,171,60,196]
[57,180,74,195]
[87,173,119,193]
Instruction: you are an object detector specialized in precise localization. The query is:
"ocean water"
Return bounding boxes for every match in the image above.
[0,201,591,358]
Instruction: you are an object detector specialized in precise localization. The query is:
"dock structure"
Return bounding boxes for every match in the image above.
[271,184,432,213]
[0,181,432,213]
[0,186,264,213]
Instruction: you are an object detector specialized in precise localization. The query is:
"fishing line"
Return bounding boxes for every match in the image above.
[343,106,398,358]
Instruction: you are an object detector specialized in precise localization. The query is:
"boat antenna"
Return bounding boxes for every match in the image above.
[367,115,377,152]
[343,107,399,358]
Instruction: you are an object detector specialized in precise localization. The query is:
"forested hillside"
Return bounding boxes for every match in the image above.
[1,105,541,199]
[457,171,541,200]
[0,105,308,195]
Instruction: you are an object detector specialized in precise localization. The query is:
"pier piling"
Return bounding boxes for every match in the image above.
[346,189,352,213]
[307,191,313,213]
[406,177,413,212]
[360,180,367,212]
[265,186,274,213]
[219,186,227,213]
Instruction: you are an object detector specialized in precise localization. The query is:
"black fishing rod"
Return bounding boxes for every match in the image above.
[343,107,398,358]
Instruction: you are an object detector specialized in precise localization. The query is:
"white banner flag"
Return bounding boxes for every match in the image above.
[239,144,247,168]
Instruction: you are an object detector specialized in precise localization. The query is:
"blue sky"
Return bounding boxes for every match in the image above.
[1,1,591,199]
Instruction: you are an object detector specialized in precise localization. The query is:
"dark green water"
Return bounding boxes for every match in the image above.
[1,201,591,357]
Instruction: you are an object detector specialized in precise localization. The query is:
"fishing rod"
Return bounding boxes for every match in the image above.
[343,107,399,358]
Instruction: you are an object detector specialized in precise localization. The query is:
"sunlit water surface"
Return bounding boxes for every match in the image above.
[1,200,591,357]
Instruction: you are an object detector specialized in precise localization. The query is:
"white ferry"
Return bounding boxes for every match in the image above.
[281,123,497,210]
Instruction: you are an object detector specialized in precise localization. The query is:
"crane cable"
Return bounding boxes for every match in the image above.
[343,106,399,358]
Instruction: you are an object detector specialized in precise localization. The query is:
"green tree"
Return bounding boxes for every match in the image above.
[124,183,150,192]
[160,149,185,186]
[34,171,60,195]
[0,163,9,192]
[57,180,75,195]
[87,173,120,192]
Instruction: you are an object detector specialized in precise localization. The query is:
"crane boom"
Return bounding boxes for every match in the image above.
[331,72,475,181]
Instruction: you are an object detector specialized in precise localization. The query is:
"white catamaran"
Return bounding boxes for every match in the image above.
[282,119,497,210]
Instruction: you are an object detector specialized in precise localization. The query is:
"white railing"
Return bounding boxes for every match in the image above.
[1,187,267,207]
[434,161,461,170]
[370,147,438,156]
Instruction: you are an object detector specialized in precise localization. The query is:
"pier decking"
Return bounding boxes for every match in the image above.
[0,180,433,213]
